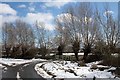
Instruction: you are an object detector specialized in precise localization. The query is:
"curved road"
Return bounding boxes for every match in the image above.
[2,61,46,80]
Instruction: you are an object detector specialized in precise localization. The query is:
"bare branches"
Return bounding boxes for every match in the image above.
[2,19,35,58]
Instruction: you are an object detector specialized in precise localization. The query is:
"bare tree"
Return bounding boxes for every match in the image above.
[15,20,35,58]
[35,21,50,57]
[55,20,67,59]
[2,20,35,58]
[96,4,119,54]
[2,22,16,57]
[75,3,100,61]
[55,3,102,61]
[55,5,81,61]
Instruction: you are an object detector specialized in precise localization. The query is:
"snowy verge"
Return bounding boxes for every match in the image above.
[0,64,6,69]
[0,58,47,67]
[35,60,119,79]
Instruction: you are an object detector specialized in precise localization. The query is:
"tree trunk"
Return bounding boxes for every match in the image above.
[75,52,79,61]
[83,52,88,62]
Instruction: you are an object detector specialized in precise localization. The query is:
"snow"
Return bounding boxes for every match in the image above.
[35,61,79,78]
[0,62,6,69]
[0,58,47,66]
[0,58,32,66]
[31,58,47,61]
[35,60,119,79]
[108,67,116,71]
[35,62,52,78]
[63,53,84,56]
[0,57,119,79]
[111,53,119,57]
[75,67,114,78]
[49,53,93,56]
[0,64,4,68]
[17,72,20,79]
[86,61,102,67]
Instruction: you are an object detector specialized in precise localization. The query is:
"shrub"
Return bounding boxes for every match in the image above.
[78,61,85,66]
[102,54,119,67]
[20,48,37,59]
[90,64,98,69]
[38,46,49,58]
[85,55,103,63]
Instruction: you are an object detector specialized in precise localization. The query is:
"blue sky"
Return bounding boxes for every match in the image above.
[2,2,118,17]
[0,1,118,43]
[0,2,118,27]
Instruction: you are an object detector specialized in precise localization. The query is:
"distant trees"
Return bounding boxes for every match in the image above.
[2,20,35,58]
[15,20,35,58]
[2,22,14,57]
[35,21,51,57]
[96,5,119,54]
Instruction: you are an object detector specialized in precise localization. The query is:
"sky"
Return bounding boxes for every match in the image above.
[0,1,119,43]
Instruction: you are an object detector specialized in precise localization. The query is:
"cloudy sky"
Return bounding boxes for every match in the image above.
[0,1,118,43]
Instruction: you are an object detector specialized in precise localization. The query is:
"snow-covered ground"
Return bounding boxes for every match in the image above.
[63,53,84,56]
[0,64,4,68]
[0,58,119,79]
[35,60,119,79]
[0,58,47,67]
[50,53,93,56]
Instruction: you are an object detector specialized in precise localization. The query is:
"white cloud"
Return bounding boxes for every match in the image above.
[0,3,17,15]
[104,10,114,16]
[29,2,34,6]
[57,13,93,26]
[44,0,73,8]
[24,13,53,23]
[28,2,36,12]
[18,4,26,8]
[56,13,78,23]
[0,3,55,31]
[0,15,2,27]
[0,14,19,42]
[0,3,18,28]
[45,23,55,31]
[0,15,19,27]
[2,15,19,23]
[28,7,35,12]
[57,13,71,22]
[23,12,55,30]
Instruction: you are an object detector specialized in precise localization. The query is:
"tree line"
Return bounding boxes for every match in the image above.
[55,3,120,62]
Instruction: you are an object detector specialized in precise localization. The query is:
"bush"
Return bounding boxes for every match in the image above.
[20,48,37,59]
[38,46,49,58]
[85,55,103,63]
[78,61,85,66]
[102,54,120,67]
[90,64,98,69]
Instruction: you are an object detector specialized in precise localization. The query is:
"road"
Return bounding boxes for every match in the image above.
[1,61,47,80]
